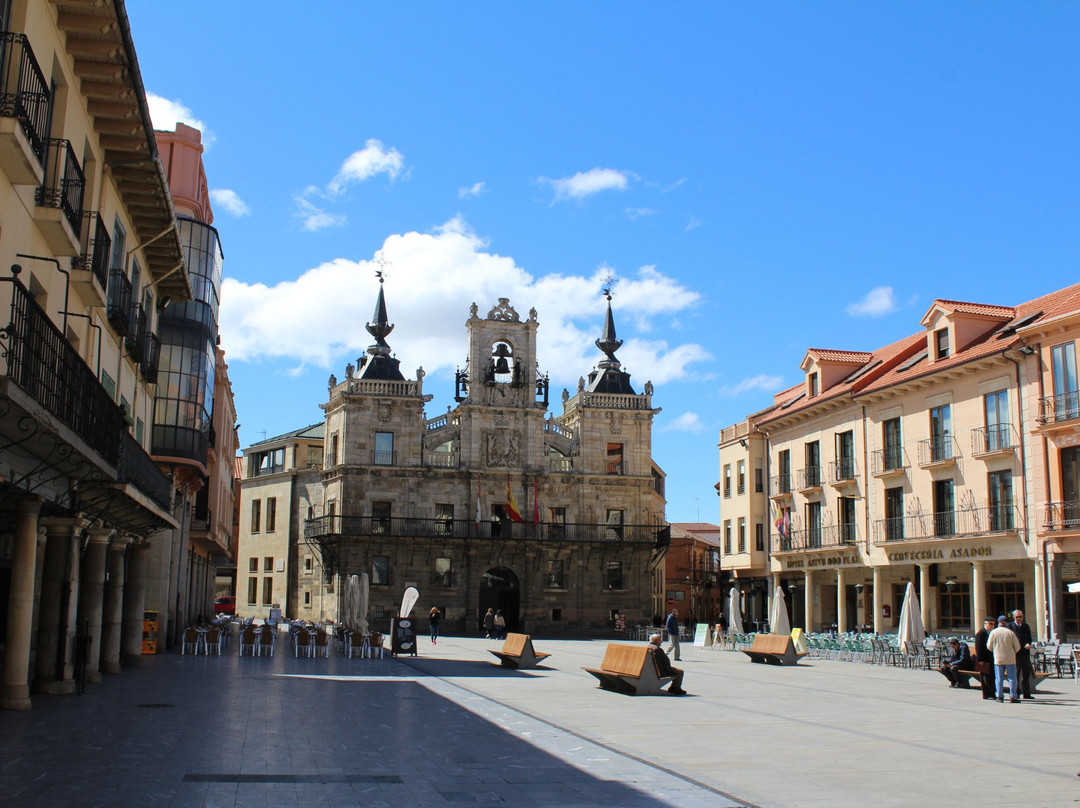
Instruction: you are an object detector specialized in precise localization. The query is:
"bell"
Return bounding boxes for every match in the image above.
[492,343,512,374]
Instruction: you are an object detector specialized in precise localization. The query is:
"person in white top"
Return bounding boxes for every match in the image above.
[987,614,1021,703]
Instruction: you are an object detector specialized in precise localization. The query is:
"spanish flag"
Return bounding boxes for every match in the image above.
[505,477,525,522]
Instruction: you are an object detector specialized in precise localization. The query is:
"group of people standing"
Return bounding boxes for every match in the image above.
[939,610,1035,702]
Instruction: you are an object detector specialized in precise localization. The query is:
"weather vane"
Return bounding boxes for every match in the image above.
[373,252,389,284]
[600,272,616,301]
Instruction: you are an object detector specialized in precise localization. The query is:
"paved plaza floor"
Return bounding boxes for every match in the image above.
[0,631,1077,807]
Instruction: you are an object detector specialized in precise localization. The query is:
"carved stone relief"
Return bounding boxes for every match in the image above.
[482,428,523,467]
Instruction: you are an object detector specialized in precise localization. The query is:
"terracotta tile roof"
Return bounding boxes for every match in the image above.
[932,300,1015,318]
[671,522,721,532]
[233,456,244,479]
[806,349,874,364]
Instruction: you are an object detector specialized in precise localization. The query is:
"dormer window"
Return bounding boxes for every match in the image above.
[809,372,819,397]
[935,328,950,359]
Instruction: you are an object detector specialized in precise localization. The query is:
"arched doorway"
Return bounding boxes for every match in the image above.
[478,567,520,633]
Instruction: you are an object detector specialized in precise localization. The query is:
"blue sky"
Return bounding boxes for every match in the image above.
[127,2,1080,523]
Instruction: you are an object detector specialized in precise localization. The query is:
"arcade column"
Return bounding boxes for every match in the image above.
[34,517,83,694]
[2,496,42,710]
[122,541,150,665]
[100,536,132,674]
[77,528,113,683]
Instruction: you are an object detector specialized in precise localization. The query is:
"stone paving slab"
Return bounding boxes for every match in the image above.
[1,631,1077,807]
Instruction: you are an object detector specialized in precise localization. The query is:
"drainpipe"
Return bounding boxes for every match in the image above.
[16,253,69,335]
[61,311,102,376]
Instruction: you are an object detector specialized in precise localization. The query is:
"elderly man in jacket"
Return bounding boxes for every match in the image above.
[938,637,975,687]
[974,617,996,700]
[988,614,1021,703]
[1009,609,1035,699]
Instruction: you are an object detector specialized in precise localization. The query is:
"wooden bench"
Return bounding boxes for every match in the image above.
[741,633,804,666]
[582,643,673,695]
[956,667,1052,692]
[489,633,551,669]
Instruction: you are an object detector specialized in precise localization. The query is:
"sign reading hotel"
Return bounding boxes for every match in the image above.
[782,552,861,570]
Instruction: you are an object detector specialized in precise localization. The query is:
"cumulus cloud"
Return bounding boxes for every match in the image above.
[328,139,405,195]
[847,286,897,317]
[146,93,212,143]
[294,195,346,231]
[720,374,784,397]
[626,207,657,220]
[209,189,250,217]
[541,167,631,202]
[458,181,487,198]
[664,413,705,432]
[219,217,707,389]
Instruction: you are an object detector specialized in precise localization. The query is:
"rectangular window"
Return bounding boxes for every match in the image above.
[251,500,261,533]
[604,561,624,591]
[605,509,624,540]
[304,591,311,606]
[266,497,277,532]
[135,417,144,445]
[988,582,1026,621]
[935,327,950,359]
[247,577,257,604]
[939,582,970,629]
[262,577,273,606]
[101,370,116,399]
[983,390,1010,452]
[263,556,273,572]
[374,431,394,465]
[723,520,732,554]
[737,517,746,552]
[651,467,665,497]
[988,470,1014,531]
[755,467,764,493]
[372,556,389,586]
[251,449,286,476]
[548,507,566,539]
[434,557,452,587]
[737,460,746,495]
[930,404,952,462]
[835,431,855,480]
[933,479,955,536]
[885,487,904,540]
[1051,342,1079,422]
[304,556,313,572]
[806,502,822,548]
[809,372,819,397]
[547,559,565,589]
[307,445,322,468]
[606,443,624,475]
[248,557,258,573]
[723,464,731,498]
[778,450,791,493]
[372,501,392,534]
[804,441,821,488]
[755,522,764,551]
[883,417,902,470]
[839,496,856,544]
[435,503,454,536]
[327,433,339,467]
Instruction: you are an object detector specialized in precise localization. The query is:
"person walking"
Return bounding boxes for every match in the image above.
[429,606,440,645]
[974,616,996,700]
[1009,609,1035,699]
[649,633,687,695]
[494,610,506,639]
[665,607,682,662]
[483,607,496,639]
[988,614,1021,703]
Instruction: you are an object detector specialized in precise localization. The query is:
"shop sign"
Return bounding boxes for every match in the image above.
[783,552,861,570]
[887,544,995,562]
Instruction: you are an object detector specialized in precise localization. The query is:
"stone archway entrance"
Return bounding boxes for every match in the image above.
[478,567,520,633]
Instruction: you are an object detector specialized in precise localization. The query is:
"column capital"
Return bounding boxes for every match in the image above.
[109,535,133,552]
[38,516,85,537]
[85,527,114,545]
[15,495,42,516]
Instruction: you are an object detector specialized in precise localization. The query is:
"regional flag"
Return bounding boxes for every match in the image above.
[505,477,525,522]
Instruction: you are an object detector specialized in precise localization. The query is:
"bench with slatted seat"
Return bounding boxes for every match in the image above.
[741,633,804,666]
[489,632,551,669]
[582,643,672,695]
[956,667,1052,692]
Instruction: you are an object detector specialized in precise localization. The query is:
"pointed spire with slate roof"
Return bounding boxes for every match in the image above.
[358,270,405,380]
[585,282,636,394]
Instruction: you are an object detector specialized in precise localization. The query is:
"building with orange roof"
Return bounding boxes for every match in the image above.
[666,523,722,625]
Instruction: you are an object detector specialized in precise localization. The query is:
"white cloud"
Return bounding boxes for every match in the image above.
[664,413,705,432]
[219,217,707,390]
[685,217,702,232]
[626,207,657,220]
[541,167,630,202]
[458,181,487,198]
[145,92,212,144]
[847,286,897,317]
[328,139,405,195]
[720,374,784,397]
[209,189,250,217]
[294,195,346,231]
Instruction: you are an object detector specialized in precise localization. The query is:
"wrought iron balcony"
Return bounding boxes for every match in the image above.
[0,31,50,167]
[35,138,84,236]
[117,429,172,511]
[72,211,111,293]
[918,435,958,466]
[1037,391,1080,426]
[797,466,822,490]
[125,304,147,362]
[1,268,123,464]
[770,473,793,497]
[107,268,132,335]
[872,505,1017,543]
[372,449,396,466]
[971,424,1016,455]
[829,457,858,483]
[1042,501,1080,532]
[871,446,906,475]
[140,332,160,383]
[776,522,858,552]
[304,515,669,546]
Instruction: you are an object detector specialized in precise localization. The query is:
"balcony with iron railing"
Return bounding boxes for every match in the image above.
[107,268,132,335]
[305,515,670,546]
[0,267,123,465]
[1042,501,1080,533]
[796,465,822,491]
[372,449,396,466]
[918,435,958,467]
[35,138,85,253]
[140,332,160,383]
[117,429,172,512]
[871,446,907,476]
[871,505,1018,543]
[770,473,793,499]
[1037,391,1080,428]
[125,304,147,362]
[776,522,858,553]
[829,457,858,485]
[71,211,111,307]
[971,423,1017,457]
[0,31,50,183]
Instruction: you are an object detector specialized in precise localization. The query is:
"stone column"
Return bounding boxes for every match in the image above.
[77,528,112,683]
[919,564,932,635]
[122,541,150,665]
[803,570,814,632]
[33,518,82,694]
[836,568,847,634]
[873,566,886,634]
[100,536,132,674]
[1033,558,1047,642]
[971,561,986,636]
[2,496,42,710]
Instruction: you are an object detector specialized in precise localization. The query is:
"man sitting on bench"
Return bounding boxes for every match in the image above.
[939,637,975,687]
[649,633,687,695]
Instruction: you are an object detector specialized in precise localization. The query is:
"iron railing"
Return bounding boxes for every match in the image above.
[0,269,123,464]
[125,303,147,362]
[797,466,822,490]
[971,423,1015,455]
[1037,391,1080,426]
[140,332,160,383]
[1042,501,1080,532]
[829,457,858,483]
[872,505,1017,543]
[107,268,132,335]
[36,138,85,235]
[72,211,111,290]
[770,473,793,497]
[918,435,957,465]
[0,32,50,163]
[305,515,669,546]
[777,522,858,552]
[871,446,906,474]
[372,449,395,466]
[117,429,172,511]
